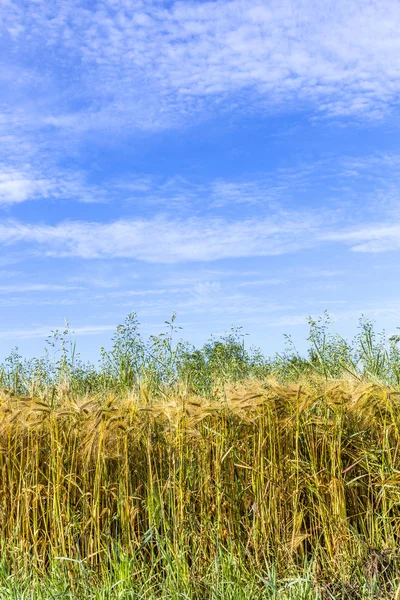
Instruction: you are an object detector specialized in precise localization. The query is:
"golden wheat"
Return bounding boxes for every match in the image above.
[0,377,399,590]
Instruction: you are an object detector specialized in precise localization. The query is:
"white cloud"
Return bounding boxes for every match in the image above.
[0,130,398,215]
[0,165,108,206]
[0,172,49,205]
[322,224,400,252]
[2,0,400,132]
[1,208,400,264]
[0,212,326,262]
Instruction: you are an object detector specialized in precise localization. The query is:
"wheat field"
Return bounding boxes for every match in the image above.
[1,379,400,598]
[1,314,400,598]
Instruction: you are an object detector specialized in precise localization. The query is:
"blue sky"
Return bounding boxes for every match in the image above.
[1,0,400,359]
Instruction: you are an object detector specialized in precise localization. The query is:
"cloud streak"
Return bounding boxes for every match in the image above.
[0,213,327,262]
[1,210,397,263]
[323,224,400,253]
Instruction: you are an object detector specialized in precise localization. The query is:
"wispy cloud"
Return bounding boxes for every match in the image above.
[1,148,395,216]
[1,206,399,263]
[209,164,322,208]
[0,164,108,206]
[0,211,328,262]
[323,224,400,253]
[2,0,400,135]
